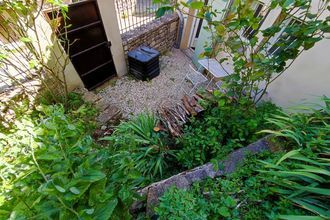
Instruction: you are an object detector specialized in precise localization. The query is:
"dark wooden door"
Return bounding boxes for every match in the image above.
[48,0,117,90]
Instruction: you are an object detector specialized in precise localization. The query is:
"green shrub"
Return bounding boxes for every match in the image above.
[0,103,138,219]
[155,187,209,220]
[176,91,279,168]
[155,152,306,219]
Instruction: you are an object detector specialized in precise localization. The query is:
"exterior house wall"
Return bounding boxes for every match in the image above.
[267,39,330,107]
[186,0,330,108]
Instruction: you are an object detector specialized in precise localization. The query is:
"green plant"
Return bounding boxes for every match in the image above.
[0,103,138,219]
[102,113,176,180]
[0,0,72,103]
[155,152,306,219]
[261,96,330,152]
[156,0,330,103]
[155,187,209,220]
[259,97,330,219]
[176,91,279,168]
[260,150,330,219]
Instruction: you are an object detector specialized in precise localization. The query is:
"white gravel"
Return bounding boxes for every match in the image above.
[99,49,193,118]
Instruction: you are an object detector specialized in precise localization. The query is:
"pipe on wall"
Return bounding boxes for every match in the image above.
[174,9,184,49]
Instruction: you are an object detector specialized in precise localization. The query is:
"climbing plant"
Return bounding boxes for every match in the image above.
[156,0,330,103]
[0,0,74,128]
[0,0,71,105]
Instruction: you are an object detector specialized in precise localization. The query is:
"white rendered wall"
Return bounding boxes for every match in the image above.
[191,0,330,108]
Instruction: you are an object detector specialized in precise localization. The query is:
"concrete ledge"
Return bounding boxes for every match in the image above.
[130,135,278,216]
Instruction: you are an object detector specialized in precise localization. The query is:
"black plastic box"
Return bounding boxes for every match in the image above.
[128,46,160,80]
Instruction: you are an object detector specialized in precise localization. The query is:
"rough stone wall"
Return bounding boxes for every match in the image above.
[121,13,179,56]
[130,135,280,217]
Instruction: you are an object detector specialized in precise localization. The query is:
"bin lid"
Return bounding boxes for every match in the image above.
[128,46,160,63]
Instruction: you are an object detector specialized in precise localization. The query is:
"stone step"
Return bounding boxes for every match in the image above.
[96,105,122,125]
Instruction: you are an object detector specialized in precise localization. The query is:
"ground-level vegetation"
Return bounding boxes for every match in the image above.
[1,91,329,219]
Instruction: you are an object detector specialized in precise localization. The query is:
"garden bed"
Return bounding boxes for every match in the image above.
[130,135,279,216]
[1,91,328,219]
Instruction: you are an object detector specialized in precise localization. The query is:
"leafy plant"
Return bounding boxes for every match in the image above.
[155,152,306,219]
[176,91,279,168]
[0,0,72,103]
[155,187,209,220]
[156,0,330,103]
[0,103,138,219]
[102,113,176,180]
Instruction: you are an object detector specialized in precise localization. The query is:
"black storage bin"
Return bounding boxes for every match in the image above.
[128,46,160,80]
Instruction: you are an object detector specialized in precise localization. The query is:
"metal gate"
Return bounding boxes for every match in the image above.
[47,0,117,90]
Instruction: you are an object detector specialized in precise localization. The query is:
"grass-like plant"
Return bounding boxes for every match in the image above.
[259,97,330,219]
[102,113,176,179]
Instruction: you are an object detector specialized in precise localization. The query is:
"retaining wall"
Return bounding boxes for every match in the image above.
[121,13,179,56]
[130,135,280,217]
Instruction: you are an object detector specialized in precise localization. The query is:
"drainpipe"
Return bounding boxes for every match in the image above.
[174,9,184,49]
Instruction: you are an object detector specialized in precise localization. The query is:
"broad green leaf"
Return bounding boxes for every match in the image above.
[55,185,66,193]
[276,149,301,165]
[219,206,230,217]
[80,170,106,182]
[93,199,118,220]
[291,199,328,217]
[69,187,80,195]
[190,1,204,9]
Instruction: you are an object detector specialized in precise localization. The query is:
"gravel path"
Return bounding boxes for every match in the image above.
[99,49,193,118]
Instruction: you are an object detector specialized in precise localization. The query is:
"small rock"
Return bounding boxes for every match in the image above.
[95,100,111,112]
[82,91,101,104]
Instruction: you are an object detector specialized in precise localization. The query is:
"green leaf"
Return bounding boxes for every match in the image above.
[283,0,294,7]
[306,13,317,19]
[155,5,173,18]
[85,208,94,215]
[219,206,230,217]
[93,199,118,220]
[80,170,106,182]
[216,24,226,35]
[291,198,328,217]
[20,37,32,43]
[294,186,330,196]
[276,149,301,165]
[190,1,204,9]
[55,185,66,193]
[69,187,80,195]
[279,215,323,220]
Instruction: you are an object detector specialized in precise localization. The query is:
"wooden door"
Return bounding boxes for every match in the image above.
[47,0,117,90]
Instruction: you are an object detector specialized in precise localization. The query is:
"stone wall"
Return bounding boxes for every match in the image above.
[130,135,280,217]
[121,13,179,56]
